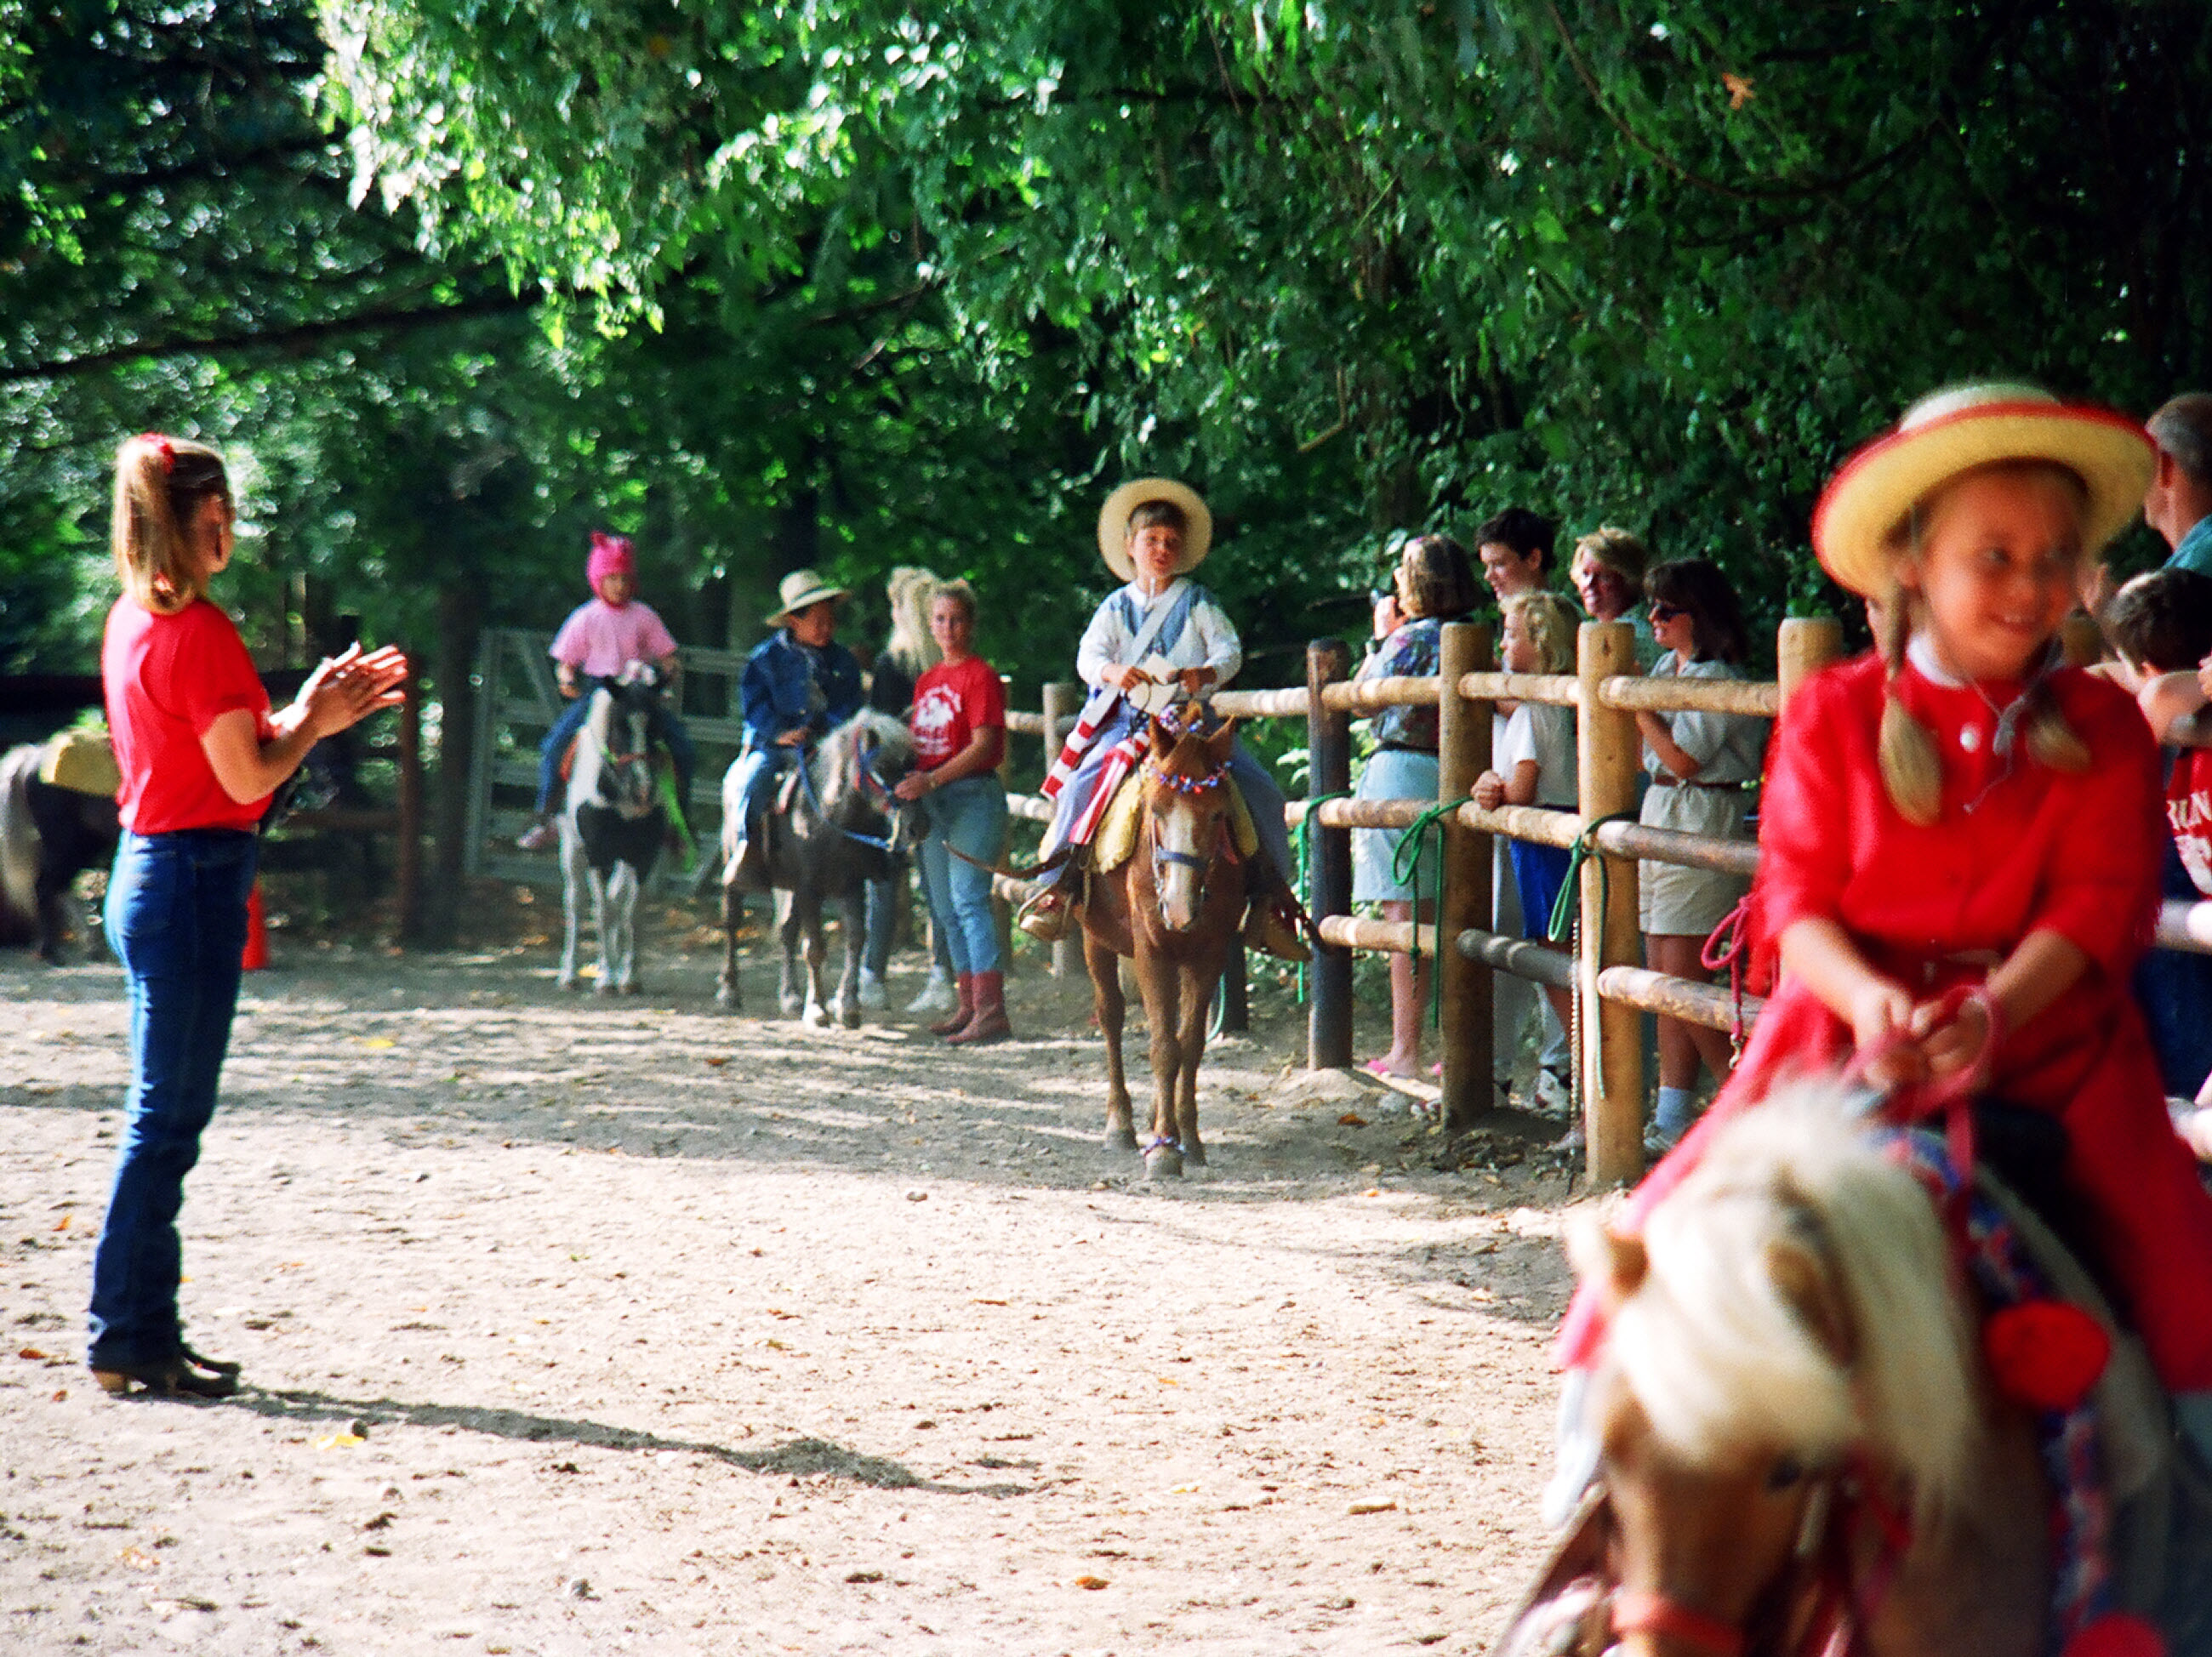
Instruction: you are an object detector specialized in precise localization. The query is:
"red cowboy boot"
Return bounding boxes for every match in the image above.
[929,972,975,1037]
[947,971,1011,1045]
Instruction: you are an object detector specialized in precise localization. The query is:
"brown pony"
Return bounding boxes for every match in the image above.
[1077,714,1246,1180]
[1512,1084,2152,1657]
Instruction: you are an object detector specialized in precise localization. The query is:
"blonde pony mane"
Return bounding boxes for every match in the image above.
[1588,1083,1978,1521]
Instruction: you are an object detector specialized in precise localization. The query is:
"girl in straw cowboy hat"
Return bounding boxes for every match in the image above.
[1555,383,2212,1442]
[1019,479,1304,958]
[723,568,864,885]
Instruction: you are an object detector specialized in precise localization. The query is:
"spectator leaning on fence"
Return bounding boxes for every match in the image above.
[1473,505,1573,1108]
[1634,558,1766,1151]
[861,566,954,1016]
[1473,590,1583,1113]
[1352,534,1479,1082]
[1475,507,1557,606]
[1569,526,1658,668]
[2145,394,2212,578]
[2103,567,2212,1112]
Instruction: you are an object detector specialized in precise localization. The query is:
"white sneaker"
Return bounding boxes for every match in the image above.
[857,970,887,1011]
[906,969,956,1016]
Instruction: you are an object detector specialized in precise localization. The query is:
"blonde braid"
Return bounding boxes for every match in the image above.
[1875,576,1943,826]
[2023,676,2092,774]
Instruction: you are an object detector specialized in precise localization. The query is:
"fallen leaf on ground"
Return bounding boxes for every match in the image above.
[1074,1575,1109,1590]
[1337,1113,1367,1127]
[118,1546,157,1571]
[972,1298,1007,1307]
[18,1347,48,1361]
[845,1570,883,1583]
[1348,1499,1398,1516]
[704,1056,729,1068]
[313,1432,365,1451]
[357,1037,396,1050]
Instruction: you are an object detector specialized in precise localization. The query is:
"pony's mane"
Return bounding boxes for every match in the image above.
[1597,1083,1977,1521]
[812,709,915,818]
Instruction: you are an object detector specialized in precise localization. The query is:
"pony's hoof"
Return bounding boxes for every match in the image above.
[779,994,803,1018]
[715,984,741,1012]
[803,1005,831,1030]
[619,980,642,997]
[557,972,579,992]
[593,976,619,997]
[1105,1125,1139,1153]
[836,999,862,1029]
[1183,1142,1207,1168]
[1143,1142,1184,1181]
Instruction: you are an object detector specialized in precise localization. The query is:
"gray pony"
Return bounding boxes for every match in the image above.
[717,709,921,1027]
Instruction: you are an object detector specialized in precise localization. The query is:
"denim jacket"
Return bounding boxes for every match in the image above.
[740,631,864,752]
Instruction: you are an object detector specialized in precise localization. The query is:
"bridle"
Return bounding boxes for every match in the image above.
[1142,753,1236,908]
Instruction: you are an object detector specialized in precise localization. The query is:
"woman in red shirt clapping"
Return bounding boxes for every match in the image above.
[90,433,406,1399]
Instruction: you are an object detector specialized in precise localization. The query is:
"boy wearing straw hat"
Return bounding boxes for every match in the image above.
[1018,479,1305,959]
[723,568,864,886]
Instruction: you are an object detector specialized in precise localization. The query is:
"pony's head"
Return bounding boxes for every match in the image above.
[812,709,919,842]
[1139,711,1239,932]
[1571,1083,1977,1654]
[580,666,667,821]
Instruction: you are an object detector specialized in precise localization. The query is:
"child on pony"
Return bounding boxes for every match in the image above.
[1559,383,2212,1462]
[1017,478,1304,959]
[517,532,693,851]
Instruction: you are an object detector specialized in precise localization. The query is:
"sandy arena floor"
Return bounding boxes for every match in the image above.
[0,907,1585,1655]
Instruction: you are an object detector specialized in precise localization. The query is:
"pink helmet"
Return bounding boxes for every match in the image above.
[587,531,636,589]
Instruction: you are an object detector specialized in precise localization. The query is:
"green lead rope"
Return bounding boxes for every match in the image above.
[1291,791,1353,1003]
[1546,811,1641,945]
[657,768,697,874]
[1389,800,1460,1031]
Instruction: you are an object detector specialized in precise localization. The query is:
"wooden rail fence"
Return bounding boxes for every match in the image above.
[994,615,2212,1188]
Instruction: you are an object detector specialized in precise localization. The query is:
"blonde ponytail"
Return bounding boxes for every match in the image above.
[111,432,228,614]
[1874,578,1944,827]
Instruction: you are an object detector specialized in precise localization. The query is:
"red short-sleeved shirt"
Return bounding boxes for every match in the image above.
[910,657,1005,770]
[103,596,272,834]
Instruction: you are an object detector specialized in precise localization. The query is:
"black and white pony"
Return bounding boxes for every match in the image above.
[558,664,671,995]
[718,709,919,1027]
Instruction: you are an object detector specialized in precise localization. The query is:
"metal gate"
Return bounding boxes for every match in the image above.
[462,628,750,889]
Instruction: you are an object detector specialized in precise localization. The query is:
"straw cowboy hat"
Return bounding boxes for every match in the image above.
[765,567,851,627]
[1812,381,2154,598]
[1097,478,1213,582]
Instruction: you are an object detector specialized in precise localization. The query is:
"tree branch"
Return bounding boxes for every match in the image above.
[0,290,539,384]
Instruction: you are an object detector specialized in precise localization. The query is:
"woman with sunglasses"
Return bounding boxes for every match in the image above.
[1633,558,1766,1152]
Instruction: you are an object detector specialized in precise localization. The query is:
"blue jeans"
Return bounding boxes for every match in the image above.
[88,829,259,1370]
[724,745,793,848]
[916,776,1006,974]
[534,698,696,815]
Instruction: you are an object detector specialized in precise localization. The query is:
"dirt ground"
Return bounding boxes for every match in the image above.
[0,893,1590,1656]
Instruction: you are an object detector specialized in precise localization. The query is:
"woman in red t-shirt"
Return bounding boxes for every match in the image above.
[89,433,405,1399]
[892,583,1011,1042]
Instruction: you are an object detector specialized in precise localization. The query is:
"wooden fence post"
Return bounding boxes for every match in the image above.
[1776,617,1844,716]
[1438,621,1494,1131]
[1578,621,1644,1185]
[1040,679,1078,980]
[1308,638,1354,1070]
[396,658,425,942]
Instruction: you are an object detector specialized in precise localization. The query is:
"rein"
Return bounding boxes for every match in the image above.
[795,732,899,854]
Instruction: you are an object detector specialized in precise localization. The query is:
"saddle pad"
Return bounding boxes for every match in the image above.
[1091,769,1262,874]
[37,731,121,797]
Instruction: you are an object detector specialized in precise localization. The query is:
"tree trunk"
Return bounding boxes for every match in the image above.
[428,581,482,942]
